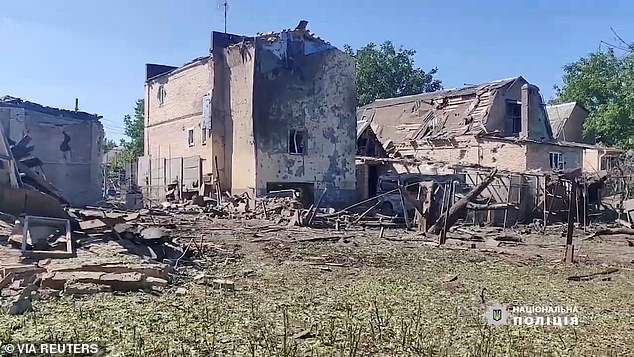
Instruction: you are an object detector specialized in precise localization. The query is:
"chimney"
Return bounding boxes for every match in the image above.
[520,84,530,139]
[295,20,308,31]
[75,98,79,111]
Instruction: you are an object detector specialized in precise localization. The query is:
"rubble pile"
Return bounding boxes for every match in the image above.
[151,191,305,224]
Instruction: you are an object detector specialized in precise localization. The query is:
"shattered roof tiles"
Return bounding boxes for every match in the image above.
[357,77,523,153]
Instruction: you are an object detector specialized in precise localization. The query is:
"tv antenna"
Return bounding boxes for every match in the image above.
[216,0,229,33]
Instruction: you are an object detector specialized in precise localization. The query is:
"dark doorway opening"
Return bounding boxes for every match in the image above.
[368,165,379,198]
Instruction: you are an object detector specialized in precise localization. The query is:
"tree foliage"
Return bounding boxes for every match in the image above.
[119,99,144,162]
[103,138,117,153]
[552,48,634,147]
[345,41,442,107]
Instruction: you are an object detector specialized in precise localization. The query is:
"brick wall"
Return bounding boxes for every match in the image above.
[144,58,213,175]
[408,136,528,172]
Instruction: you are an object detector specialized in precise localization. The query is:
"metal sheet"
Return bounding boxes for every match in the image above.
[137,156,149,187]
[167,157,183,184]
[182,156,201,190]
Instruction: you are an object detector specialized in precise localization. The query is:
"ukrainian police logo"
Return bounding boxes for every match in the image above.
[485,303,507,326]
[492,308,502,322]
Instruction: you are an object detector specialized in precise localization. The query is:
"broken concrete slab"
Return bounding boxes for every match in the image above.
[63,282,112,295]
[140,226,168,242]
[40,270,161,292]
[40,271,105,290]
[146,277,168,288]
[45,262,170,280]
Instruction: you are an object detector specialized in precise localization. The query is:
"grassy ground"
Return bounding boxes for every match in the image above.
[1,232,633,356]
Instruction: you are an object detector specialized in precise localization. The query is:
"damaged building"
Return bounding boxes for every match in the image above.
[141,21,357,208]
[356,77,591,196]
[0,96,104,206]
[546,102,623,173]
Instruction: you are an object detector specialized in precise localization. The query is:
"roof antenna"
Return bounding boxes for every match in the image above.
[216,0,229,33]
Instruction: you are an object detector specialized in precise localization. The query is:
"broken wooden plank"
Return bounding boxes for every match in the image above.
[466,202,518,210]
[297,235,354,243]
[567,268,619,281]
[585,227,634,240]
[429,169,498,235]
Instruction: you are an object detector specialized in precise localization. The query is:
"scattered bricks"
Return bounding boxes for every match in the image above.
[146,276,168,288]
[193,273,208,284]
[100,272,149,292]
[63,282,112,295]
[193,275,235,292]
[212,279,235,292]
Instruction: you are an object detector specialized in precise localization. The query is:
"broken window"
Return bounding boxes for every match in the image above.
[289,130,305,154]
[506,101,521,134]
[187,128,195,147]
[201,128,208,145]
[600,155,620,171]
[549,152,564,170]
[158,85,166,105]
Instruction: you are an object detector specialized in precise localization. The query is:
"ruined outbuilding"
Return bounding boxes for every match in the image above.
[141,21,356,208]
[0,96,104,206]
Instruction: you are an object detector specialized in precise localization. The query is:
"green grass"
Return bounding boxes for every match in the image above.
[1,240,633,356]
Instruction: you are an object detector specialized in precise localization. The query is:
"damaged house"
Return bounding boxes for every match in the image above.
[356,77,588,197]
[140,21,357,207]
[546,102,623,173]
[0,96,104,206]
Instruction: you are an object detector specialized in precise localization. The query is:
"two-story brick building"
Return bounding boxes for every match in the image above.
[140,22,357,207]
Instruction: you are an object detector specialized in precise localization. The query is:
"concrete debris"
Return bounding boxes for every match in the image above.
[193,274,235,291]
[41,271,156,292]
[63,282,112,295]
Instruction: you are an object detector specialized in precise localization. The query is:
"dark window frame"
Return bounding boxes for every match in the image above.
[506,101,522,135]
[289,129,306,154]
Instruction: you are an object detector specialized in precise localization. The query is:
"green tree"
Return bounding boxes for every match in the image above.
[120,99,144,161]
[552,48,634,147]
[103,138,117,153]
[345,41,442,106]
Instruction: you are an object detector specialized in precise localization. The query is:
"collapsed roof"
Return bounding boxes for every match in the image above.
[0,96,102,121]
[356,77,525,152]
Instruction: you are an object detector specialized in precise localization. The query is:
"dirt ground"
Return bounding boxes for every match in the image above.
[1,215,633,356]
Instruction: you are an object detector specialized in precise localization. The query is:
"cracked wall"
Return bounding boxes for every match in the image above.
[225,43,257,195]
[0,107,103,205]
[252,43,357,207]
